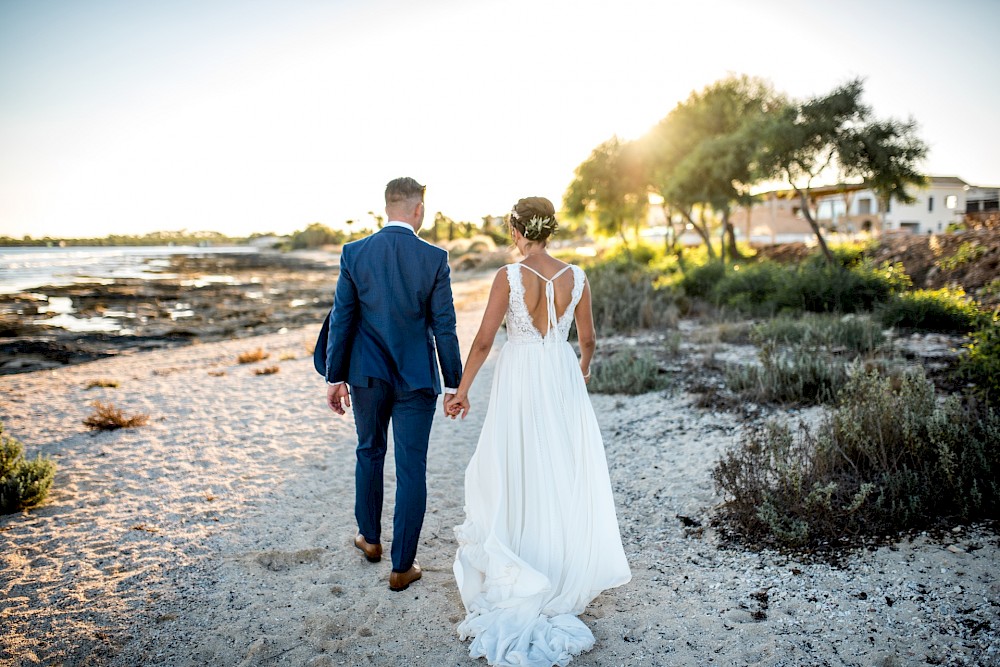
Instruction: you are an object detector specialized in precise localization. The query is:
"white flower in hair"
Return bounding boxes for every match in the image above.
[509,207,520,221]
[524,215,555,238]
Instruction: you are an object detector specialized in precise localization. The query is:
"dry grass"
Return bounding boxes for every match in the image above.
[207,370,227,377]
[279,352,297,361]
[254,365,280,376]
[84,379,120,389]
[691,321,755,345]
[83,401,150,431]
[237,348,270,364]
[589,353,670,395]
[714,369,1000,549]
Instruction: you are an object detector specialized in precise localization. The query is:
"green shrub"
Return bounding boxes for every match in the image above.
[713,368,1000,549]
[0,423,56,514]
[937,241,987,271]
[682,258,909,316]
[594,242,660,268]
[960,312,1000,405]
[0,428,21,478]
[879,287,983,333]
[804,243,868,270]
[725,344,849,405]
[776,260,910,314]
[679,261,728,300]
[977,278,1000,304]
[585,261,682,333]
[713,261,788,314]
[589,353,669,395]
[752,313,885,355]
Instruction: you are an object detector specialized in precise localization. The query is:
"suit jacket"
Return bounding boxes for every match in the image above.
[321,225,462,394]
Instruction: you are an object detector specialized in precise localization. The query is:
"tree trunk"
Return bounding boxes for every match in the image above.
[797,188,834,264]
[681,209,716,260]
[663,207,673,254]
[663,206,686,270]
[617,219,633,260]
[723,208,742,260]
[672,225,686,271]
[718,216,728,263]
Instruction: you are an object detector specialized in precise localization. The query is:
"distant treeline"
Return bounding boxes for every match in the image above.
[282,215,513,250]
[0,216,515,250]
[0,231,250,247]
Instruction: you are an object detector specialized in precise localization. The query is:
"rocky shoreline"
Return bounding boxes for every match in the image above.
[0,251,339,375]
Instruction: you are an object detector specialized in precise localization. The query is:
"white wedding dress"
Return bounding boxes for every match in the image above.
[453,263,632,667]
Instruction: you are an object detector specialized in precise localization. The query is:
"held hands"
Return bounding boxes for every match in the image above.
[326,383,352,415]
[444,392,470,420]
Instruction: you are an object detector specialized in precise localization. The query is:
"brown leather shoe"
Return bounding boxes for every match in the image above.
[354,534,382,563]
[388,563,422,591]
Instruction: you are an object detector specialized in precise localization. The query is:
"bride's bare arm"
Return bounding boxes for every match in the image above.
[447,269,510,419]
[574,279,596,383]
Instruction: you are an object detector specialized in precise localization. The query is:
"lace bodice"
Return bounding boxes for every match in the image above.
[504,263,585,344]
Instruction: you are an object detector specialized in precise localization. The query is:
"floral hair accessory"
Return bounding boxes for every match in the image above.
[522,215,557,240]
[509,207,520,221]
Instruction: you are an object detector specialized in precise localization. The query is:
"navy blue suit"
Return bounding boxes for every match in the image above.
[325,225,462,572]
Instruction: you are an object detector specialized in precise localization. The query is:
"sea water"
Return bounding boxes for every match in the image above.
[0,245,257,295]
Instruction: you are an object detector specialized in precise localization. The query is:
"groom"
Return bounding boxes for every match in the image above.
[325,177,462,591]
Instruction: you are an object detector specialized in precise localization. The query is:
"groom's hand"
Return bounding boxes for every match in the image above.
[327,383,351,415]
[445,393,470,420]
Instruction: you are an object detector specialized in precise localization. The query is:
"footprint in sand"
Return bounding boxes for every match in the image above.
[252,547,323,572]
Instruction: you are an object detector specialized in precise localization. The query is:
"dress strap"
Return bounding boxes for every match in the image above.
[518,263,571,283]
[518,263,572,337]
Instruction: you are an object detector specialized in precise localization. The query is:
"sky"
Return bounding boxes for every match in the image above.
[1,0,998,238]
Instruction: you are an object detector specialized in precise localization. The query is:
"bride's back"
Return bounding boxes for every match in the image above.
[516,257,577,334]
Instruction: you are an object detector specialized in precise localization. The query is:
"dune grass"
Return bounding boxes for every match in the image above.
[83,401,150,431]
[237,348,270,364]
[84,378,120,389]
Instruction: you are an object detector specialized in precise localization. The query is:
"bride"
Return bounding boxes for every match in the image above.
[445,196,631,667]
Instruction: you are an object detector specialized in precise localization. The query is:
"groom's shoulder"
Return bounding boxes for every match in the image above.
[408,235,448,260]
[351,229,446,262]
[342,235,370,251]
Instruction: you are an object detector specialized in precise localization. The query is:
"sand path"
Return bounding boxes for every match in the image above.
[1,271,997,667]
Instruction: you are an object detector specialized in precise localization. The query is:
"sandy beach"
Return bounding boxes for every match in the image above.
[1,271,998,667]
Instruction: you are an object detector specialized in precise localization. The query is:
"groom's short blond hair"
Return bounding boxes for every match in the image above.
[385,177,425,204]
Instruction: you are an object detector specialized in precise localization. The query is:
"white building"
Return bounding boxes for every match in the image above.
[881,176,968,235]
[965,185,999,215]
[732,176,973,242]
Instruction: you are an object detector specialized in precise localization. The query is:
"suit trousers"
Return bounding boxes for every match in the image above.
[351,378,436,572]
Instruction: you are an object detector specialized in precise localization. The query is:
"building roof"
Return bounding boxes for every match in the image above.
[927,176,968,187]
[756,176,969,200]
[762,182,870,200]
